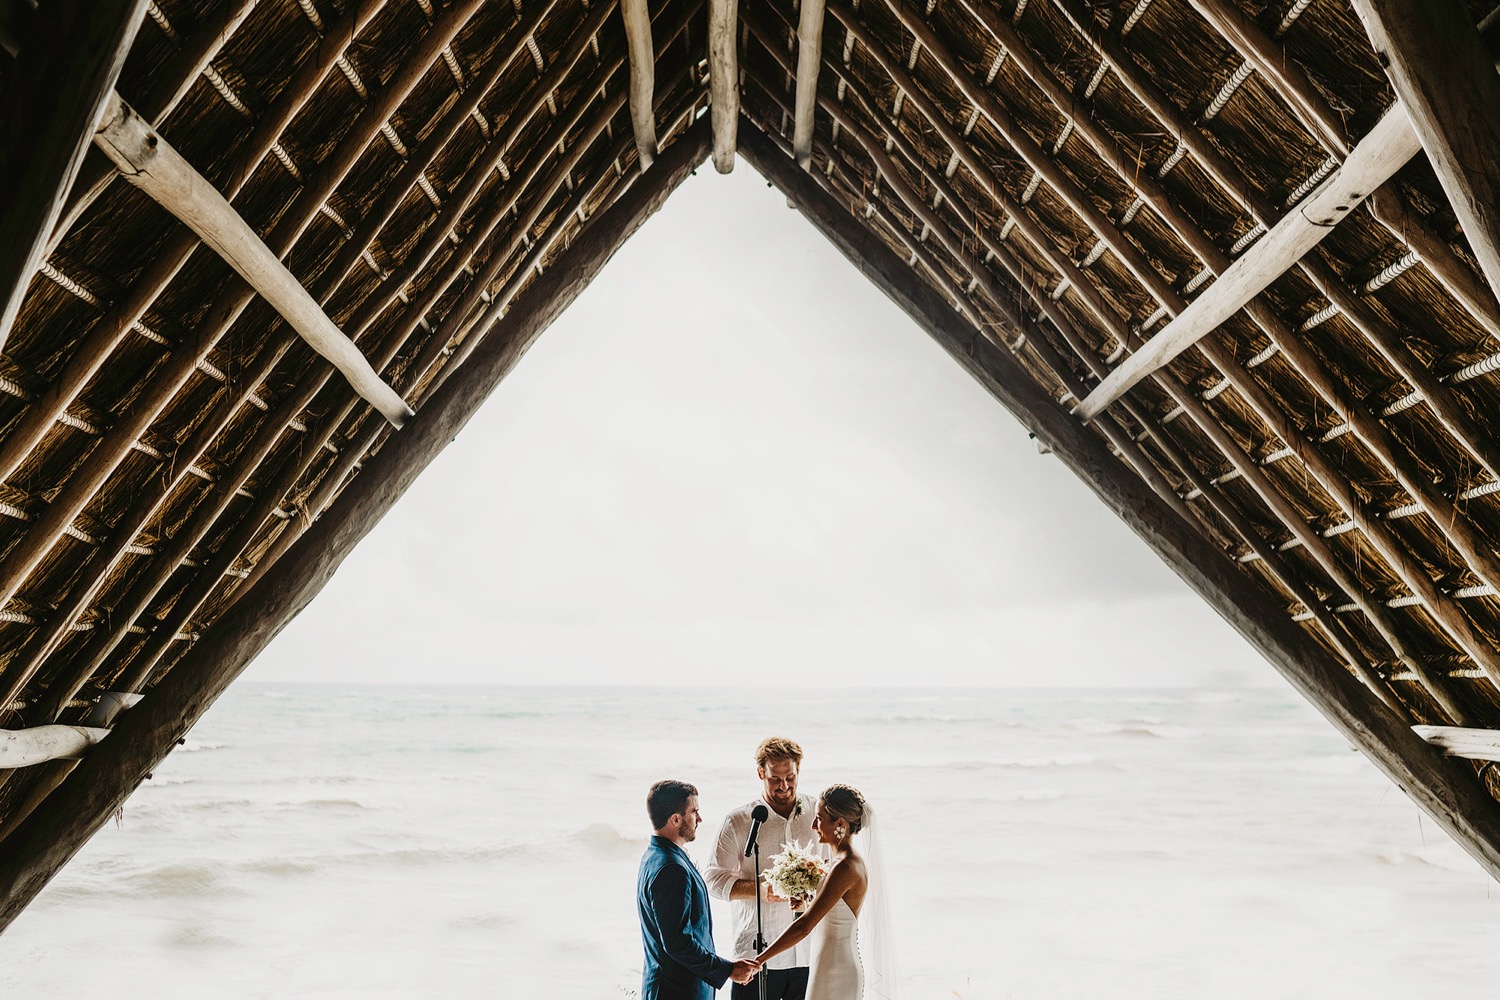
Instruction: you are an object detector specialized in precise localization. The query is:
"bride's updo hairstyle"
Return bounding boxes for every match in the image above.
[820,784,867,835]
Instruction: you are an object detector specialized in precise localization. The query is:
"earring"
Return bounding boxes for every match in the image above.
[836,828,845,840]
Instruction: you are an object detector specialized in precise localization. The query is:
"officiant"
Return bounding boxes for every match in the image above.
[706,737,820,1000]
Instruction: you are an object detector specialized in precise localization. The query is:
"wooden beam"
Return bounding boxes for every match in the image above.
[737,115,1500,882]
[92,92,412,428]
[0,118,711,932]
[1414,726,1500,762]
[1073,103,1420,422]
[0,0,147,352]
[1351,0,1500,302]
[792,0,826,170]
[707,0,738,173]
[621,0,658,169]
[0,727,108,769]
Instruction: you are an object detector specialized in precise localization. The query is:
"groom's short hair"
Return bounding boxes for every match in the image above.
[754,736,803,769]
[647,779,698,829]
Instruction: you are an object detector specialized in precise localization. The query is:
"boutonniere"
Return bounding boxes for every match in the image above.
[792,798,804,818]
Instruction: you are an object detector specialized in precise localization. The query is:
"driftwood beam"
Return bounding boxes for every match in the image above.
[92,93,412,428]
[621,0,658,169]
[738,115,1500,882]
[792,0,826,170]
[0,727,109,769]
[0,119,712,932]
[0,0,148,352]
[1414,727,1500,762]
[1351,0,1500,300]
[707,0,738,172]
[1074,103,1420,421]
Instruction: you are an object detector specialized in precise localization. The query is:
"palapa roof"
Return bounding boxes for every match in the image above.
[1,0,1500,928]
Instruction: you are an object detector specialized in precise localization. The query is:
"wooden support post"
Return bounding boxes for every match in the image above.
[1074,103,1420,421]
[92,92,412,428]
[0,119,712,932]
[737,116,1500,882]
[792,0,826,170]
[1351,0,1500,301]
[707,0,738,172]
[0,0,147,352]
[621,0,658,169]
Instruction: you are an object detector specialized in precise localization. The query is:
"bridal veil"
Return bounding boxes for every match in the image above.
[858,804,899,1000]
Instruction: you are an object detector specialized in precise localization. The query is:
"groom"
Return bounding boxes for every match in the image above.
[638,780,759,999]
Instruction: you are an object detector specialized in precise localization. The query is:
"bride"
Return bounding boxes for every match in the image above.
[753,785,896,1000]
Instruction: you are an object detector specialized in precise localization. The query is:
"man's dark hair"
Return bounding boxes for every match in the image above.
[646,779,697,829]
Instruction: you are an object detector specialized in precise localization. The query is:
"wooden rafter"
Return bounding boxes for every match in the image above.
[0,118,713,935]
[93,92,413,429]
[621,0,658,168]
[791,0,826,170]
[1350,0,1500,301]
[0,0,148,352]
[707,0,738,172]
[1073,104,1421,421]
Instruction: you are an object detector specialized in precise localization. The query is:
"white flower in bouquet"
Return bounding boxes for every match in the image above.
[763,841,831,904]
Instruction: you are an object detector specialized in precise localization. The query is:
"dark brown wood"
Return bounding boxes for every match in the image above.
[739,115,1500,880]
[0,118,712,931]
[1351,0,1500,299]
[0,0,148,350]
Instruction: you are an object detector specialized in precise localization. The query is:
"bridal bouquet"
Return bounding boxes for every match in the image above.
[763,841,831,904]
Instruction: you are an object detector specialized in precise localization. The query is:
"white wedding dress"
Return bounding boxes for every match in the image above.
[806,898,863,1000]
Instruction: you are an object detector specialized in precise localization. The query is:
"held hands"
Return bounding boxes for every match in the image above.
[730,959,761,985]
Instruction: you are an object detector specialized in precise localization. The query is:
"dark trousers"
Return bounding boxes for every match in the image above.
[730,966,808,1000]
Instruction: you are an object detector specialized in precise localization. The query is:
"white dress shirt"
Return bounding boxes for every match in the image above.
[704,793,819,968]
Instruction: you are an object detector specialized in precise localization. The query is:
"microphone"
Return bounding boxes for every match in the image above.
[743,804,770,857]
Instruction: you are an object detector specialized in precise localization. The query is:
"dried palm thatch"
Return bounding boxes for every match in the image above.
[0,0,1498,933]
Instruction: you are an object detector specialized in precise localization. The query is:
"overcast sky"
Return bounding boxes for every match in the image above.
[248,161,1271,687]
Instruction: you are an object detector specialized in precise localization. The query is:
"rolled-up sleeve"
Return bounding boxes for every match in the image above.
[704,811,743,900]
[649,864,734,989]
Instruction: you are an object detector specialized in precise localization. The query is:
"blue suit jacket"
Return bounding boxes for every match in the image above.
[638,836,734,1000]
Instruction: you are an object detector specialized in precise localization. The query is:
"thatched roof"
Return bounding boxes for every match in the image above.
[1,0,1500,927]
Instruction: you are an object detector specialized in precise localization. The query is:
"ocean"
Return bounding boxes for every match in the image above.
[1,684,1497,998]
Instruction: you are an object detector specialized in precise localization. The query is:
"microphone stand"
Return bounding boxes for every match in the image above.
[752,841,767,1000]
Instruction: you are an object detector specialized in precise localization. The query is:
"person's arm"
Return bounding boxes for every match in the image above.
[649,863,736,988]
[754,859,854,966]
[704,812,753,901]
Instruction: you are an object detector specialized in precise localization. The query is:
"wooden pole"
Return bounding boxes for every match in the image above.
[738,116,1500,882]
[792,0,826,170]
[621,0,658,169]
[0,119,711,932]
[707,0,738,172]
[1073,103,1420,421]
[91,93,412,428]
[1350,0,1500,302]
[0,0,147,352]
